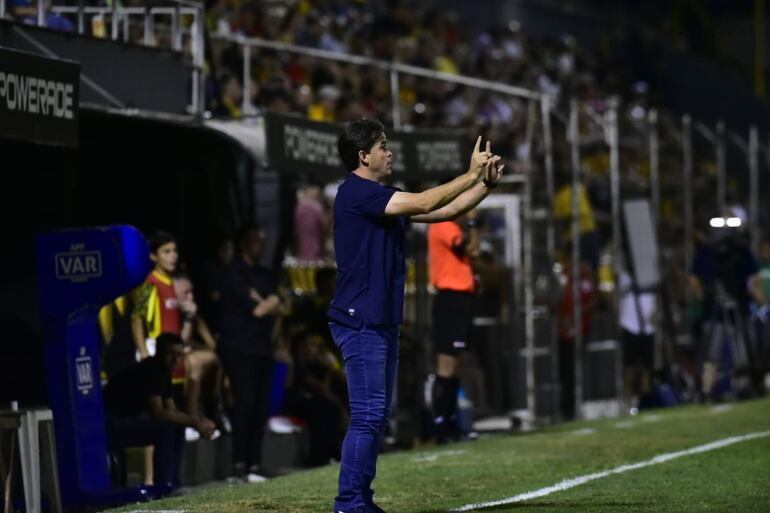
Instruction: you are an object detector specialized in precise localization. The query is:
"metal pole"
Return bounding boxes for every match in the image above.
[389,67,401,129]
[122,9,129,42]
[195,7,206,116]
[682,115,694,341]
[608,99,624,410]
[749,126,760,256]
[1,0,5,20]
[542,96,556,280]
[111,3,119,40]
[523,99,537,423]
[541,95,559,419]
[172,4,182,51]
[242,43,252,116]
[77,0,84,35]
[569,99,583,419]
[37,0,45,26]
[648,109,663,371]
[716,121,727,215]
[143,7,152,46]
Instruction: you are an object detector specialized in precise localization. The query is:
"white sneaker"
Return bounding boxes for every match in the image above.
[185,427,200,442]
[210,429,222,441]
[246,472,267,483]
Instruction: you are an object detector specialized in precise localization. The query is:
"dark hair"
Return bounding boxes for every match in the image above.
[148,230,176,254]
[338,118,385,172]
[237,223,263,245]
[156,332,184,356]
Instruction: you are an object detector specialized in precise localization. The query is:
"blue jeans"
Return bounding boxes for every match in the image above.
[330,323,399,512]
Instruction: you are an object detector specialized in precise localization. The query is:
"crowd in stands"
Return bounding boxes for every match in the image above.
[206,1,619,155]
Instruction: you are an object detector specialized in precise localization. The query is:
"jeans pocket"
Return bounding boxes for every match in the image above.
[329,322,349,353]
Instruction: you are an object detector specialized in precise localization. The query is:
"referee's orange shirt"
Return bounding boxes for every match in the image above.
[427,221,475,293]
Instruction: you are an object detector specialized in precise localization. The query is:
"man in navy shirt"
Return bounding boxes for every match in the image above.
[329,118,504,513]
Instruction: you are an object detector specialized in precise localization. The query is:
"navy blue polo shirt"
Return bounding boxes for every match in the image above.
[328,173,406,328]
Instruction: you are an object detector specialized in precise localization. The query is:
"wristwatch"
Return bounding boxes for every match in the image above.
[482,177,498,189]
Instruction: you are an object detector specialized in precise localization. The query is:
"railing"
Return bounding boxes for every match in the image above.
[3,0,207,114]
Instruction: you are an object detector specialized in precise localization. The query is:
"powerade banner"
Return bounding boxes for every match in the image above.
[265,112,469,178]
[0,46,80,147]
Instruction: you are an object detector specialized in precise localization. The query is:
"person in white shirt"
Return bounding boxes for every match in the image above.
[618,270,656,412]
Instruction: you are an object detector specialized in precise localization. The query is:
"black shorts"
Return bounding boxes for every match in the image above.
[622,329,654,369]
[432,290,474,356]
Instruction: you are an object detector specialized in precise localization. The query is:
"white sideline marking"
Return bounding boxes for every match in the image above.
[451,430,770,512]
[570,428,596,436]
[128,510,186,513]
[710,404,735,414]
[642,414,663,423]
[413,449,466,463]
[614,421,635,429]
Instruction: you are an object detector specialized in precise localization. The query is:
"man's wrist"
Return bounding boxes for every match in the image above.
[482,177,498,189]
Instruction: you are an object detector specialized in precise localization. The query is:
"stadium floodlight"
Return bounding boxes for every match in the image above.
[726,217,742,228]
[709,217,726,228]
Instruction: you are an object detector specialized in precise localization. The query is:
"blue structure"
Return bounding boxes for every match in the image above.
[36,225,152,509]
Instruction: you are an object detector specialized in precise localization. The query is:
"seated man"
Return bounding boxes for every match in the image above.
[103,332,216,488]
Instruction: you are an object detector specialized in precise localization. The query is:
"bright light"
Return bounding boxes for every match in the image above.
[710,217,726,228]
[726,217,742,228]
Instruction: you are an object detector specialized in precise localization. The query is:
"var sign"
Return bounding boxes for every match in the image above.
[75,346,93,395]
[55,249,102,283]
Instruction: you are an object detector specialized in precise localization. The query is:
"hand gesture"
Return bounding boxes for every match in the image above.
[469,137,494,177]
[484,153,505,185]
[196,417,217,439]
[249,288,264,303]
[179,299,197,318]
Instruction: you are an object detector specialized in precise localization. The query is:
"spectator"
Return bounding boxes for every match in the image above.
[557,241,597,420]
[757,238,770,387]
[284,331,347,466]
[132,231,183,360]
[215,74,243,119]
[294,181,330,262]
[307,84,340,122]
[554,169,601,271]
[104,333,216,489]
[200,234,235,336]
[131,230,186,483]
[690,223,765,398]
[174,275,229,436]
[618,268,656,413]
[219,224,284,482]
[9,0,75,31]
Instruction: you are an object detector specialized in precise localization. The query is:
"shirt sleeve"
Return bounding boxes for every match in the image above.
[131,282,153,320]
[351,181,397,218]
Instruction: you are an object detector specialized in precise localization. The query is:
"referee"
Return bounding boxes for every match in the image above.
[427,209,479,443]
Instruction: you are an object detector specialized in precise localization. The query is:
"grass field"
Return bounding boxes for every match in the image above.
[109,397,770,513]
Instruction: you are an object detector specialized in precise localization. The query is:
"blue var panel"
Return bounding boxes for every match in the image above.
[36,225,151,508]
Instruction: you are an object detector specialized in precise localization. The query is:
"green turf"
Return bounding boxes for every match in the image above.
[106,397,770,513]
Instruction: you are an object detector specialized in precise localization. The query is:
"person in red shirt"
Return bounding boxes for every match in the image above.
[557,240,597,420]
[131,231,187,485]
[427,208,480,442]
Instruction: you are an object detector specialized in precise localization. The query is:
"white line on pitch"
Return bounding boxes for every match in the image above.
[450,430,770,512]
[128,510,186,512]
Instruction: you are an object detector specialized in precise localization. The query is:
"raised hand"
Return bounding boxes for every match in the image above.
[485,155,504,185]
[468,137,494,177]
